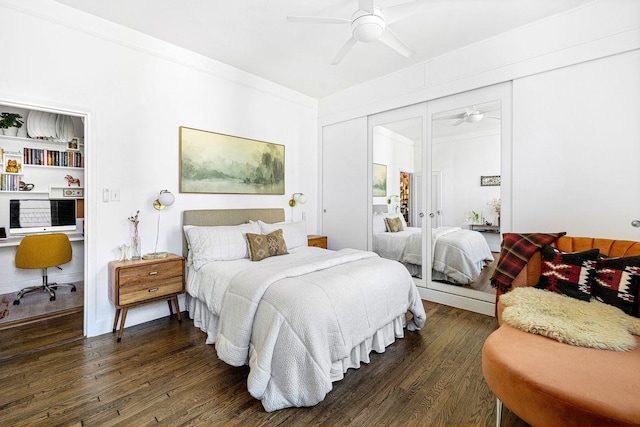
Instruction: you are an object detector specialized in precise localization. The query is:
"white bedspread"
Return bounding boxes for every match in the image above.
[372,226,494,284]
[432,228,493,284]
[187,247,426,411]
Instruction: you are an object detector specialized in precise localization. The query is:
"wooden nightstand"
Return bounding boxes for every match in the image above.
[108,254,185,342]
[307,234,328,249]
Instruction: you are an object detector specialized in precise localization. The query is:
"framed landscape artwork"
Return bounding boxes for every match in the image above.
[372,163,387,197]
[179,126,285,194]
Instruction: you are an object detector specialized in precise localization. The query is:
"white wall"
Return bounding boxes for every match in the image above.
[372,127,415,209]
[0,0,318,336]
[512,50,640,239]
[432,132,500,228]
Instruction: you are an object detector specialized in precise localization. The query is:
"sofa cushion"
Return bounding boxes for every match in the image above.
[534,245,599,301]
[593,255,640,317]
[482,324,640,426]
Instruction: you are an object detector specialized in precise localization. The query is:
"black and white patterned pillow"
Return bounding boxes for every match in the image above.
[534,245,599,301]
[593,255,640,317]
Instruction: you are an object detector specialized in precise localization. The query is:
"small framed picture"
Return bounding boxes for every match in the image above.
[480,175,501,186]
[67,137,80,151]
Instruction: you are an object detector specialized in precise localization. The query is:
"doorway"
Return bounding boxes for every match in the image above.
[0,100,87,359]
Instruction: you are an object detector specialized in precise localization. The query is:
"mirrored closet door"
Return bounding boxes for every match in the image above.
[424,82,512,315]
[368,103,428,287]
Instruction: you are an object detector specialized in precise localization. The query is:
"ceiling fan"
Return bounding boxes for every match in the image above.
[433,106,501,126]
[287,0,423,65]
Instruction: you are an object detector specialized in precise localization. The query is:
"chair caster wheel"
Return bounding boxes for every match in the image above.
[71,286,76,292]
[13,300,20,306]
[117,338,122,343]
[50,296,56,302]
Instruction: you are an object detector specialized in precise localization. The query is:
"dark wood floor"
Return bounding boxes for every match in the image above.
[0,300,529,426]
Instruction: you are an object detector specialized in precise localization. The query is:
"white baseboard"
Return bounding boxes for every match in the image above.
[418,287,495,317]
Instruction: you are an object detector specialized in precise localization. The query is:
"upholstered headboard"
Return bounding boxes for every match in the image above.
[181,208,285,256]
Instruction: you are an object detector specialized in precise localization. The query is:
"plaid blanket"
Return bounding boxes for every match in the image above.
[490,232,566,292]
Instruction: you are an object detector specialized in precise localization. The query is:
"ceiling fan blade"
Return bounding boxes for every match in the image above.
[452,118,466,126]
[287,16,350,24]
[378,27,414,58]
[358,0,375,13]
[331,37,358,65]
[480,106,501,114]
[433,113,464,121]
[383,1,424,25]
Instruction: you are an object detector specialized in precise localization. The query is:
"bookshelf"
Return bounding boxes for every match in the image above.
[0,134,84,193]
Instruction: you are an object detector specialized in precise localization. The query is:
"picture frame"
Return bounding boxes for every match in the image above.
[179,126,285,195]
[67,137,80,151]
[372,163,387,197]
[480,175,501,186]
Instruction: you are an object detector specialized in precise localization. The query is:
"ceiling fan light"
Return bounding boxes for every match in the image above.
[467,112,483,123]
[352,14,385,42]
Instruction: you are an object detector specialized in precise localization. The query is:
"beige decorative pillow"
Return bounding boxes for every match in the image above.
[385,216,404,233]
[246,229,289,261]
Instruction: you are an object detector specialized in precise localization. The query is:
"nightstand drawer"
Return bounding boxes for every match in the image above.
[307,235,327,249]
[118,259,182,286]
[118,276,184,305]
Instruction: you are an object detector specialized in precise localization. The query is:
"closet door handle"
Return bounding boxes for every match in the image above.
[419,212,424,218]
[632,220,640,228]
[429,212,435,218]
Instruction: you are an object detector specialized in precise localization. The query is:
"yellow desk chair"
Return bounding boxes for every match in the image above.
[13,233,76,305]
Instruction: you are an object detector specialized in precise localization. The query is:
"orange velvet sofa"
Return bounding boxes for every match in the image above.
[482,236,640,426]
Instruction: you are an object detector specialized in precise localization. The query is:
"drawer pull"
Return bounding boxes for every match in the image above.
[148,271,158,276]
[148,287,159,293]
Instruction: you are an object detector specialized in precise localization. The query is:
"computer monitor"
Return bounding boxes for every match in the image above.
[9,199,77,235]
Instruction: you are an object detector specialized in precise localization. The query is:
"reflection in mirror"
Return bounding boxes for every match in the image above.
[371,117,423,279]
[431,101,501,295]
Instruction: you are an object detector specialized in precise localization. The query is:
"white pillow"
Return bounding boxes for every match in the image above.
[373,212,387,233]
[383,213,408,230]
[183,222,260,269]
[257,220,308,249]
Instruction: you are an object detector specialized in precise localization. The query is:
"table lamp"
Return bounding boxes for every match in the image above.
[143,190,175,259]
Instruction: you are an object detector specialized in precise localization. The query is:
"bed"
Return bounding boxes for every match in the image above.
[182,208,426,412]
[372,210,494,284]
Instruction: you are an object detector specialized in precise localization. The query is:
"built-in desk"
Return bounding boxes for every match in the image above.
[0,232,84,248]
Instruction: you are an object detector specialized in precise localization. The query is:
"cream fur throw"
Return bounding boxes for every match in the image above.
[500,287,640,351]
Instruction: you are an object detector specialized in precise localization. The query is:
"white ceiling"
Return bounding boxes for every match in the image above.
[51,0,592,99]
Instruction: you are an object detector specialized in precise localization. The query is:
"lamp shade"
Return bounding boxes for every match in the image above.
[294,193,307,204]
[289,192,307,207]
[154,190,175,210]
[158,190,175,207]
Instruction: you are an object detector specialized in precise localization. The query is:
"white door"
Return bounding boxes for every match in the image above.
[431,171,442,228]
[412,173,423,228]
[321,117,368,250]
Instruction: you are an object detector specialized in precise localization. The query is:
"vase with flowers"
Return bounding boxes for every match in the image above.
[128,210,141,260]
[490,198,501,226]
